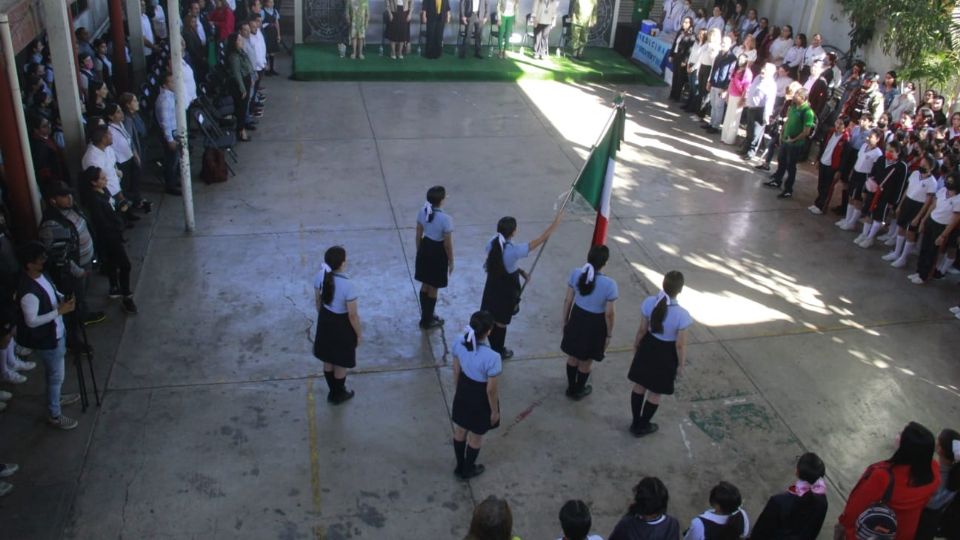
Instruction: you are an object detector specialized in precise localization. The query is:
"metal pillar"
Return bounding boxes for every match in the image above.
[167,0,195,231]
[40,0,85,183]
[109,0,130,92]
[0,14,42,236]
[125,0,146,87]
[294,0,304,44]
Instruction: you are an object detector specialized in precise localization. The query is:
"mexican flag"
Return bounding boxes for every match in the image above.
[574,102,626,247]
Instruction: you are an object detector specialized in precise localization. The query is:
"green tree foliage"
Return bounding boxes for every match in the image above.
[837,0,959,88]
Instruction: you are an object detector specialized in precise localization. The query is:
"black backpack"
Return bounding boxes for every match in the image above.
[854,466,897,540]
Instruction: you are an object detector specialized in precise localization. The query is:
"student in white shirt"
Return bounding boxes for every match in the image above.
[836,129,883,231]
[768,24,793,66]
[886,154,938,268]
[909,172,960,283]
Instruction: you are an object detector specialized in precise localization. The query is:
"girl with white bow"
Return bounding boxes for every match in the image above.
[627,270,692,437]
[414,186,454,330]
[312,246,362,404]
[560,244,618,400]
[480,210,563,359]
[751,452,828,539]
[450,310,501,480]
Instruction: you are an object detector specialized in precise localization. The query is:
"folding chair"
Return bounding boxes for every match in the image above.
[521,13,535,54]
[487,12,500,57]
[417,19,427,56]
[457,21,468,57]
[557,14,571,56]
[192,108,236,176]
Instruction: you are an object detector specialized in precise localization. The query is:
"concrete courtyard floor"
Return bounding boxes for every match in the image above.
[1,56,959,539]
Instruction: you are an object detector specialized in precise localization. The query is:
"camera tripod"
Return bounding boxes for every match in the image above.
[53,265,101,412]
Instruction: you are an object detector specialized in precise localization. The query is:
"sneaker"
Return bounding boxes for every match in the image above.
[907,273,920,280]
[808,205,823,215]
[47,414,78,430]
[0,463,19,478]
[754,163,771,171]
[882,251,899,261]
[910,276,925,285]
[763,180,781,188]
[83,311,106,326]
[0,390,10,400]
[9,358,36,371]
[0,481,12,497]
[891,258,908,268]
[853,234,867,244]
[2,372,26,384]
[108,286,122,299]
[630,422,659,437]
[883,236,897,246]
[60,393,81,406]
[859,237,875,249]
[839,221,857,231]
[834,219,847,227]
[949,306,960,314]
[948,267,960,275]
[457,463,486,480]
[777,191,792,199]
[121,297,139,314]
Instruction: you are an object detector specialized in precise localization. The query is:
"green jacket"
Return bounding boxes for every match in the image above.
[225,50,254,96]
[571,0,597,26]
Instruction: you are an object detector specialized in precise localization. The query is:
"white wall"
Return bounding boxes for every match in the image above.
[74,1,114,39]
[751,0,897,75]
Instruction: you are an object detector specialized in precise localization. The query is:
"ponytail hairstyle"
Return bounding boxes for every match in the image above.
[889,421,936,486]
[937,428,960,492]
[627,477,670,518]
[319,246,346,307]
[485,217,517,279]
[650,271,685,334]
[424,185,446,223]
[462,310,494,352]
[577,245,610,296]
[708,481,744,540]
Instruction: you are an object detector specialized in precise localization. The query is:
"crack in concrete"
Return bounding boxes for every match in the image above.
[118,390,154,538]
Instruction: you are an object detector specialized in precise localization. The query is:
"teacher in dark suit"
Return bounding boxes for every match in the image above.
[458,0,487,59]
[421,0,451,58]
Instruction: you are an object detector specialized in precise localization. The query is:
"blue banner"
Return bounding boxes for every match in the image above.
[632,31,671,75]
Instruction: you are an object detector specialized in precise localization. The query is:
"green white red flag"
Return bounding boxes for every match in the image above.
[573,101,626,247]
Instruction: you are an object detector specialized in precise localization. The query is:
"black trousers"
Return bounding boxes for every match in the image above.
[118,158,142,202]
[425,16,446,58]
[917,218,946,280]
[100,237,132,295]
[741,107,767,156]
[815,162,837,209]
[772,142,803,192]
[459,16,483,57]
[669,59,687,100]
[162,142,180,191]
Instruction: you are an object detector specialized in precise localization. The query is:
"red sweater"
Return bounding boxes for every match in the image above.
[208,7,235,41]
[838,461,940,540]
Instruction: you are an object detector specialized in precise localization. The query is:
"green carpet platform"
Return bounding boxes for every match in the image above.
[291,44,664,84]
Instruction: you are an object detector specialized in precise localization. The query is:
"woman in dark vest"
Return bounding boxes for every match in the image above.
[313,246,362,404]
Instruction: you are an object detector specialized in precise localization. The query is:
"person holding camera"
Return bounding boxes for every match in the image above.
[16,242,80,430]
[38,181,106,334]
[80,167,138,314]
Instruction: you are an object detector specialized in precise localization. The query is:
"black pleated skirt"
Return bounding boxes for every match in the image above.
[451,372,499,435]
[480,271,521,325]
[414,237,448,288]
[560,305,608,362]
[386,9,411,42]
[627,333,679,395]
[313,308,357,368]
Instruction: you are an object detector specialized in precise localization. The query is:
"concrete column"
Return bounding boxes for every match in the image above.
[294,0,304,44]
[109,0,131,92]
[125,0,147,86]
[41,0,86,183]
[0,16,41,236]
[167,0,196,231]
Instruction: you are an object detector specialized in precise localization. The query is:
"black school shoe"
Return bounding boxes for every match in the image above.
[500,348,514,360]
[630,422,659,437]
[457,464,485,480]
[419,316,444,330]
[571,385,593,400]
[328,389,355,404]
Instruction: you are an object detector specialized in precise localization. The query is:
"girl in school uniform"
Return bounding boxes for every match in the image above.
[909,172,960,284]
[751,453,828,540]
[415,186,454,329]
[481,210,563,359]
[451,310,501,480]
[683,481,749,540]
[313,246,362,404]
[628,271,693,437]
[884,154,938,268]
[560,245,618,400]
[836,129,883,231]
[609,477,682,540]
[855,140,907,249]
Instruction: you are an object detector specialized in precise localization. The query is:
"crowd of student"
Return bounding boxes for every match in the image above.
[459,422,958,539]
[663,1,960,314]
[0,0,282,498]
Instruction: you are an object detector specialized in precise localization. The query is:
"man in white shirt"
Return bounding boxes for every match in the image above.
[250,15,268,72]
[155,73,183,196]
[705,5,724,32]
[801,33,825,82]
[140,0,158,57]
[741,63,778,160]
[16,242,79,430]
[81,126,124,201]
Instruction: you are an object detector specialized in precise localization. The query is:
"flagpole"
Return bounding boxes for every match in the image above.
[519,98,624,296]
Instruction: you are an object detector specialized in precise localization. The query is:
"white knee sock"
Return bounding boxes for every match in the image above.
[848,208,862,225]
[893,242,915,267]
[867,221,882,239]
[939,256,956,273]
[894,235,906,257]
[860,222,871,237]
